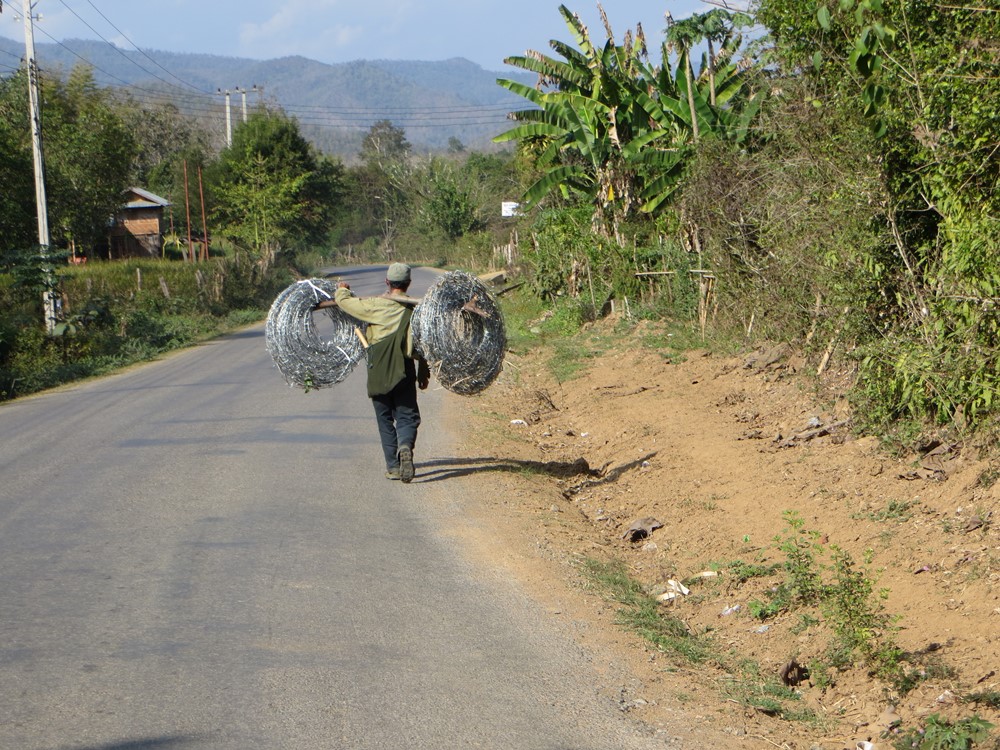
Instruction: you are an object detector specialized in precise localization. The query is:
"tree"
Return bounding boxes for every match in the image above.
[211,111,344,263]
[417,158,484,240]
[0,65,138,256]
[360,120,411,169]
[495,4,664,236]
[45,68,138,254]
[664,16,704,141]
[750,0,1000,427]
[495,4,762,232]
[118,98,211,186]
[0,71,37,256]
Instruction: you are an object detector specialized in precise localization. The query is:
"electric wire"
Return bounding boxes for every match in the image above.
[18,8,535,134]
[78,0,210,94]
[52,0,211,97]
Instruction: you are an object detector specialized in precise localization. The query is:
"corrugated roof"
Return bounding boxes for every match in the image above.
[124,187,171,208]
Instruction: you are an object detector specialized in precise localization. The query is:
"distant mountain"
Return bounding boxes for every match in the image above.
[0,37,536,157]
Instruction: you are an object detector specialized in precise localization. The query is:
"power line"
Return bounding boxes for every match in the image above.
[51,0,210,96]
[33,25,147,88]
[79,0,211,94]
[25,36,525,124]
[22,11,531,133]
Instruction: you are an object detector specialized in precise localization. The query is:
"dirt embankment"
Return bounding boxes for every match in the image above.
[448,321,1000,750]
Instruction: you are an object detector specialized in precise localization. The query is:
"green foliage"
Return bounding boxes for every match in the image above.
[726,560,780,584]
[964,692,1000,710]
[734,513,901,675]
[752,0,1000,432]
[822,545,897,669]
[1,257,278,402]
[582,558,715,664]
[211,112,345,260]
[892,714,994,750]
[416,158,485,240]
[778,511,826,606]
[495,5,762,235]
[891,656,956,698]
[0,65,138,254]
[721,667,815,721]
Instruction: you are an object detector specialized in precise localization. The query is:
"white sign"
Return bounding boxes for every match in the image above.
[501,201,521,218]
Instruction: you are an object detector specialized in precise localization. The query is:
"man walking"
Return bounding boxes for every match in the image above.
[331,263,428,483]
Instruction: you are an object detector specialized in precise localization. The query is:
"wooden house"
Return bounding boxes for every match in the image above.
[108,187,170,259]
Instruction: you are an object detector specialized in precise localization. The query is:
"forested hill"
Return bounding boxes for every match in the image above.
[0,36,534,156]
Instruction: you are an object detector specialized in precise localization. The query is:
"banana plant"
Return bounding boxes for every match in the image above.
[496,4,764,228]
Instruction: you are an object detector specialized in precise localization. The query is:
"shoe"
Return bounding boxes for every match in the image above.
[385,467,400,480]
[398,446,414,484]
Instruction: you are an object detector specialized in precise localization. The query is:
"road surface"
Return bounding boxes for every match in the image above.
[0,266,668,749]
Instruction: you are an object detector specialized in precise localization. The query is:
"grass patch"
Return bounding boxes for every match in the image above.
[581,558,716,664]
[852,498,919,523]
[581,557,821,724]
[723,661,822,724]
[549,338,598,383]
[964,691,1000,709]
[891,713,994,750]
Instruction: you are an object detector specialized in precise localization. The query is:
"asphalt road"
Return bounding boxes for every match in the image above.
[0,266,668,750]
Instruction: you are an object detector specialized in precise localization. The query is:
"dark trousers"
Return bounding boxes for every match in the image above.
[371,374,420,470]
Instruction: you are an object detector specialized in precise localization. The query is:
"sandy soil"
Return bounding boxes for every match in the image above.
[442,317,1000,750]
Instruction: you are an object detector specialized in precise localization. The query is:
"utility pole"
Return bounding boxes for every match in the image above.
[182,159,193,262]
[197,165,209,262]
[19,0,56,332]
[218,88,232,147]
[235,86,248,123]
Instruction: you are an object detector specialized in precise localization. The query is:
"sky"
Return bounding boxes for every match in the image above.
[0,0,708,71]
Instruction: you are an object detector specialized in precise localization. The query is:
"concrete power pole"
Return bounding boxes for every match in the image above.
[21,0,56,332]
[218,88,232,147]
[236,86,248,123]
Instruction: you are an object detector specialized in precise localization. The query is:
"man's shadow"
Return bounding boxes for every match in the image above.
[415,453,656,486]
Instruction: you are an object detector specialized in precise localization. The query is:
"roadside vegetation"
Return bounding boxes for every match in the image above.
[2,2,997,742]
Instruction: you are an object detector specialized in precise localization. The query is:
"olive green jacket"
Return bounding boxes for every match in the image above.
[335,288,416,396]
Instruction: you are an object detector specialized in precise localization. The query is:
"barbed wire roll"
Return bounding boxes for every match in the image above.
[412,271,506,395]
[265,278,365,390]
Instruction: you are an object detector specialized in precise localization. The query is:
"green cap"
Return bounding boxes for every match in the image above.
[387,263,411,283]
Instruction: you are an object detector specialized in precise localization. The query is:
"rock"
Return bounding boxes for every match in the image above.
[622,516,663,542]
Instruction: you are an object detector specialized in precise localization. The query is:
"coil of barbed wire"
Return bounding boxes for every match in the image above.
[265,278,365,390]
[412,271,506,396]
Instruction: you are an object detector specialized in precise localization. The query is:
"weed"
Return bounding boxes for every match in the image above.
[726,559,781,584]
[823,545,900,671]
[722,663,819,723]
[778,511,825,605]
[892,713,994,750]
[853,498,919,523]
[807,658,834,690]
[581,558,716,665]
[748,586,792,620]
[679,497,719,512]
[790,613,820,634]
[974,467,1000,490]
[891,656,957,697]
[964,691,1000,709]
